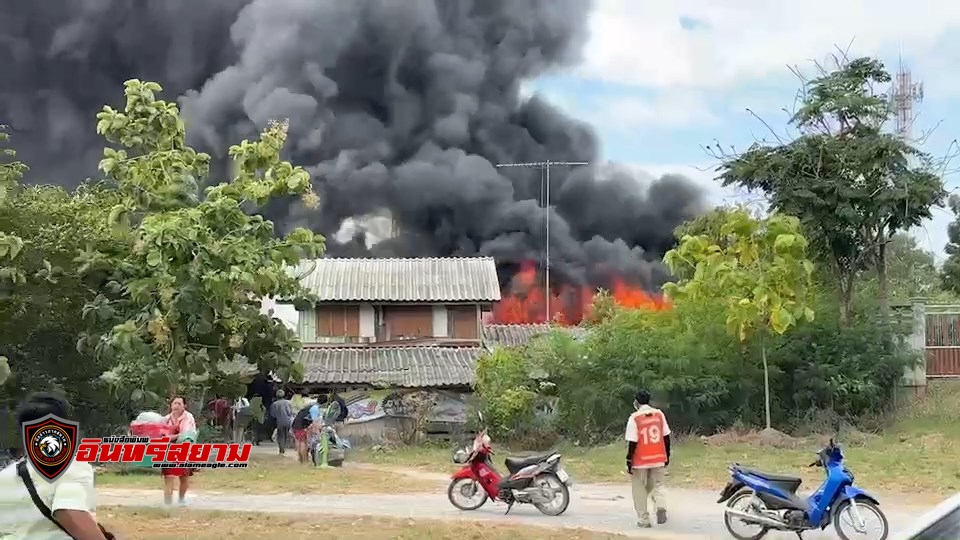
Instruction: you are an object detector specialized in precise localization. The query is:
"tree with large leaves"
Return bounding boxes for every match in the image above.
[77,80,325,407]
[663,209,815,430]
[717,57,945,324]
[0,126,30,384]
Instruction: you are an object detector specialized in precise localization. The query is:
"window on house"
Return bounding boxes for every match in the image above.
[447,305,479,340]
[316,304,360,338]
[382,305,433,340]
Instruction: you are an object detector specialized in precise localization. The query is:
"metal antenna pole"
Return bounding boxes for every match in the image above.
[545,160,551,322]
[495,160,589,323]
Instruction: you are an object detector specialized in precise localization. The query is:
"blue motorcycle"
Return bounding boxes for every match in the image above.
[717,439,889,540]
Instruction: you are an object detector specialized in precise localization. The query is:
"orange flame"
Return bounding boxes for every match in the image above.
[490,261,670,325]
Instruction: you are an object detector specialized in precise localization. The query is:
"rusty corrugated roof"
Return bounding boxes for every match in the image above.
[293,257,501,302]
[482,323,588,348]
[299,346,483,387]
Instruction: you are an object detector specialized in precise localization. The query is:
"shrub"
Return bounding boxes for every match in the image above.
[474,347,551,443]
[483,292,920,444]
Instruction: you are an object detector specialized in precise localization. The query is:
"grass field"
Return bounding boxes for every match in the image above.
[95,454,439,494]
[353,382,960,496]
[98,507,628,540]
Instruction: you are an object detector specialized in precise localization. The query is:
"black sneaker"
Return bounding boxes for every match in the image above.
[657,508,667,524]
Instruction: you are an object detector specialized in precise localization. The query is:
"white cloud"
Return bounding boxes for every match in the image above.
[581,0,960,90]
[587,91,717,130]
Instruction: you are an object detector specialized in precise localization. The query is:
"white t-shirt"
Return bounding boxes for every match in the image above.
[0,460,97,539]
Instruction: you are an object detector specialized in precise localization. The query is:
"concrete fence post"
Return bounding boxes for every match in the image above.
[903,297,928,391]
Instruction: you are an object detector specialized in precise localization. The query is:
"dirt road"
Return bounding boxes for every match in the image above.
[98,477,933,539]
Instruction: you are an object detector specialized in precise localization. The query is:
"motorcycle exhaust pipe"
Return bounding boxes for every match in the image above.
[724,508,785,529]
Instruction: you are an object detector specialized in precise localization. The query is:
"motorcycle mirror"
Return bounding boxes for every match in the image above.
[477,411,483,424]
[828,437,835,448]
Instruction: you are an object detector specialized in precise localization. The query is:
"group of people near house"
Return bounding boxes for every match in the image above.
[268,390,348,463]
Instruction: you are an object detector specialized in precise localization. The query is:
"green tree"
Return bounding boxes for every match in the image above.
[0,126,29,384]
[942,194,960,295]
[858,233,947,302]
[717,57,945,324]
[0,184,129,437]
[663,209,815,429]
[0,126,28,287]
[77,80,325,406]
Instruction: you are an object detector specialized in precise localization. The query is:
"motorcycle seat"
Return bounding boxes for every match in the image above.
[738,467,803,491]
[505,453,554,474]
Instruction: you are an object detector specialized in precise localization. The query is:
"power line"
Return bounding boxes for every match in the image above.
[495,160,589,322]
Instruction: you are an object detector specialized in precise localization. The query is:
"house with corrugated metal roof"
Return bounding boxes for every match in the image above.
[288,257,500,392]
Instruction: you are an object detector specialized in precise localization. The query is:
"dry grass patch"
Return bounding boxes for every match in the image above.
[99,507,628,540]
[96,455,440,494]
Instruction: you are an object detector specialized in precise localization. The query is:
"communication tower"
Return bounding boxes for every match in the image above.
[891,54,923,139]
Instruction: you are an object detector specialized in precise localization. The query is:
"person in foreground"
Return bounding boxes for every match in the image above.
[0,392,109,539]
[162,396,197,506]
[624,389,671,528]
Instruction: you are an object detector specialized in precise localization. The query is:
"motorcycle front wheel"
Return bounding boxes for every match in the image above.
[447,478,488,511]
[833,498,889,540]
[533,473,570,516]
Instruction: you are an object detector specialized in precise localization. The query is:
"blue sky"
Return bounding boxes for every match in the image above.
[524,0,960,261]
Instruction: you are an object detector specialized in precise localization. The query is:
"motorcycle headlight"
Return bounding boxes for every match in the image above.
[452,449,468,464]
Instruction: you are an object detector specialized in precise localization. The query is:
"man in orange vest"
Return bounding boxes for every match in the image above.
[624,389,671,528]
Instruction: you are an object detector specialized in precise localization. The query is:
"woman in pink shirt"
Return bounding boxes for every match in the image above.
[161,396,197,506]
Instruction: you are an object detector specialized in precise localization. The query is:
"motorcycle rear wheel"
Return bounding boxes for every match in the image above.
[447,478,488,511]
[724,490,770,540]
[533,473,570,516]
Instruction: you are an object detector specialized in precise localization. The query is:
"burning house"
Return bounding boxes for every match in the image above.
[282,256,497,442]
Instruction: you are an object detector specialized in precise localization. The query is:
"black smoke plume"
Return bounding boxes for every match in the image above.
[0,0,706,291]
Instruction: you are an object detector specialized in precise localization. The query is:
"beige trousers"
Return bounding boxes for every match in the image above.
[631,466,665,524]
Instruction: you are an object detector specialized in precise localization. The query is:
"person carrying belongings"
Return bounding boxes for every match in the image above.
[291,396,324,464]
[624,389,671,529]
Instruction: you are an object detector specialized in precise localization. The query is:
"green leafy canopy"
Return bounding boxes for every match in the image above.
[663,209,816,340]
[77,79,325,404]
[716,57,945,322]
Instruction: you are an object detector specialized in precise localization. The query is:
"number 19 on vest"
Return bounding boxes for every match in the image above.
[631,413,667,468]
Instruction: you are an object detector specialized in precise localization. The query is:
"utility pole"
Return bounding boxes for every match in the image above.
[495,160,589,322]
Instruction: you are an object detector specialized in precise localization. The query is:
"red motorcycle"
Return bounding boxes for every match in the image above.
[447,413,572,516]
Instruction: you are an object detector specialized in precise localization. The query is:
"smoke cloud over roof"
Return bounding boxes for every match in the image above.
[0,0,706,290]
